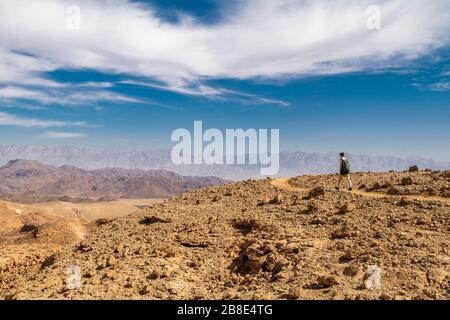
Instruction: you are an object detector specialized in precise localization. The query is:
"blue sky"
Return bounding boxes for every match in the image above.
[0,0,449,160]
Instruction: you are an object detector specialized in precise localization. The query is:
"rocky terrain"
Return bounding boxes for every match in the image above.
[290,168,450,198]
[0,159,225,203]
[1,145,449,180]
[0,169,449,300]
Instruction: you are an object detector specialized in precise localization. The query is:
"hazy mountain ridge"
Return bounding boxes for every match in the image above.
[0,159,225,203]
[0,145,449,180]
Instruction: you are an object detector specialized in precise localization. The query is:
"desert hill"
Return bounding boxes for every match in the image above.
[0,159,225,203]
[0,169,449,300]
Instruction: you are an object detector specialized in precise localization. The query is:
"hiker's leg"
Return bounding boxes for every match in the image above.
[337,175,342,188]
[347,174,352,189]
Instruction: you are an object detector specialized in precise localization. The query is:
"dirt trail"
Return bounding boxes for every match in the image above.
[70,220,89,242]
[272,177,450,204]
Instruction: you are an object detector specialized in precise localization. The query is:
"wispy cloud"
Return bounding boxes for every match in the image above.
[0,0,449,100]
[77,82,114,88]
[121,80,290,107]
[120,80,225,97]
[0,86,56,103]
[41,131,87,139]
[0,111,89,128]
[0,48,62,87]
[0,102,47,111]
[0,85,145,106]
[221,89,291,107]
[428,81,450,91]
[64,90,145,104]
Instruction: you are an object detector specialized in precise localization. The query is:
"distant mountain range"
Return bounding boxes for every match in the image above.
[0,145,449,180]
[0,159,225,203]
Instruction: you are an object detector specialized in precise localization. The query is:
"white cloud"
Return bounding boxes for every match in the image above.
[120,80,225,97]
[0,0,449,97]
[0,85,144,105]
[121,79,290,106]
[64,90,145,104]
[0,111,89,128]
[0,48,63,87]
[41,131,87,139]
[221,89,291,107]
[0,103,47,111]
[428,81,450,92]
[77,82,114,88]
[0,86,58,104]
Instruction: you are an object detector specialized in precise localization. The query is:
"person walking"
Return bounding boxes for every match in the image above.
[336,152,352,191]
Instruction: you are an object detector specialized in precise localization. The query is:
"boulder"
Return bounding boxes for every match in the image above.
[387,187,401,195]
[401,177,414,186]
[339,202,356,213]
[106,255,117,267]
[315,275,339,288]
[268,193,283,205]
[302,201,322,214]
[307,187,325,199]
[286,286,303,299]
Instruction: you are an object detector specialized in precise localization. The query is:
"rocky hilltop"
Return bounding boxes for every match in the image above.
[0,159,225,202]
[0,169,449,300]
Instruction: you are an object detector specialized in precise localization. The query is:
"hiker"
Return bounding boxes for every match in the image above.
[336,152,352,191]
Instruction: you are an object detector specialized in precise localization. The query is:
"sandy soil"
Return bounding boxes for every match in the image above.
[3,199,161,221]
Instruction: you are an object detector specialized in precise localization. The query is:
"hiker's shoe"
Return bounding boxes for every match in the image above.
[348,188,353,191]
[335,187,340,191]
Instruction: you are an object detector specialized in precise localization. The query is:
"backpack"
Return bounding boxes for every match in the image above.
[342,159,351,174]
